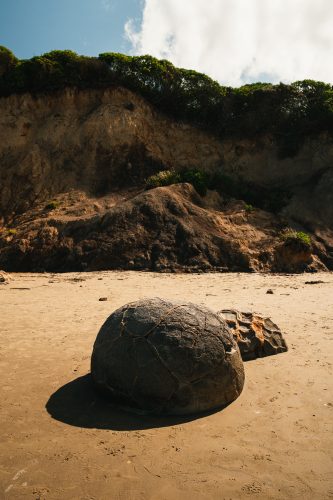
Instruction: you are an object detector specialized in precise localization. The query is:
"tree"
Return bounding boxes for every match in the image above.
[0,46,18,76]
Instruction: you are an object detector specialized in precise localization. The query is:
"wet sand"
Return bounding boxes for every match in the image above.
[1,271,332,499]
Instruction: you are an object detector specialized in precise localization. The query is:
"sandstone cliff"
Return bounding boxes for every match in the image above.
[0,86,332,272]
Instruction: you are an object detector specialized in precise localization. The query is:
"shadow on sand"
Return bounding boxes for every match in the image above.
[46,374,222,431]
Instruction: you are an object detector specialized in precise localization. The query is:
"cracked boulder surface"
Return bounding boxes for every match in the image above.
[218,309,288,361]
[91,298,245,415]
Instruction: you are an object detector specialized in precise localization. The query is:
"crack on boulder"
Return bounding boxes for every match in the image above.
[146,338,181,386]
[121,302,192,339]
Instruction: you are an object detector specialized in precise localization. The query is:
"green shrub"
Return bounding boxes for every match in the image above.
[208,172,289,213]
[145,168,209,196]
[44,200,59,210]
[146,167,290,208]
[180,169,209,196]
[145,170,180,189]
[0,46,18,76]
[244,203,255,213]
[281,230,311,247]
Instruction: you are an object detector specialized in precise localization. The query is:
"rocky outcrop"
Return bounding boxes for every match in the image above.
[218,309,288,361]
[0,183,330,272]
[91,298,245,415]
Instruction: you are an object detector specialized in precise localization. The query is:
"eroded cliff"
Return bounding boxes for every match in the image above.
[0,86,332,272]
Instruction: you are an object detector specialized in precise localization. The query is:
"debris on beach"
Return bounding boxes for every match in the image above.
[218,309,288,361]
[0,270,10,284]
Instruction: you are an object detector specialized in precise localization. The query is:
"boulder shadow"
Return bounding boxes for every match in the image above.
[46,374,222,430]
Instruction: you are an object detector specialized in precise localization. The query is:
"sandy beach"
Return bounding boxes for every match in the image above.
[1,271,332,499]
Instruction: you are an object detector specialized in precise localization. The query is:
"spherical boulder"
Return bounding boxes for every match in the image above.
[91,298,245,415]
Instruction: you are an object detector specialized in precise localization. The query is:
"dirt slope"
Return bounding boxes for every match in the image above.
[0,184,331,273]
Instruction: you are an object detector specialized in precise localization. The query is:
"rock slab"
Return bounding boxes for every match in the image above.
[91,298,245,415]
[218,309,288,361]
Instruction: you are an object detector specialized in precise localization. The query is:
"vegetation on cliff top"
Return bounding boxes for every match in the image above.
[0,46,332,157]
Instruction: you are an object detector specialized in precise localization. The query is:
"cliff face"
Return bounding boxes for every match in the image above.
[0,86,332,272]
[0,87,224,216]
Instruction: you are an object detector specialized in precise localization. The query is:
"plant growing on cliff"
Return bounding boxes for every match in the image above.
[208,172,289,213]
[44,200,59,211]
[281,230,311,248]
[145,170,180,189]
[146,168,209,196]
[181,169,209,196]
[244,203,255,213]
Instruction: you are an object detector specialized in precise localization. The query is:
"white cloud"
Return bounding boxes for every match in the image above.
[125,0,333,86]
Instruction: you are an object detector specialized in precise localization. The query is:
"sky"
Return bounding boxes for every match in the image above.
[0,0,142,58]
[1,0,332,87]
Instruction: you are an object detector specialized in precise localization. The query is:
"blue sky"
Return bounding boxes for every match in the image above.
[0,0,142,59]
[1,0,332,86]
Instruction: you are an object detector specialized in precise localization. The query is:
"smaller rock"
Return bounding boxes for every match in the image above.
[304,280,324,285]
[0,270,10,284]
[218,309,288,361]
[266,289,274,294]
[99,297,108,301]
